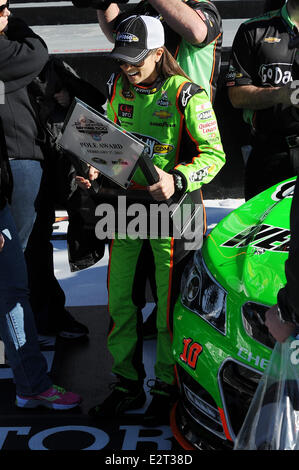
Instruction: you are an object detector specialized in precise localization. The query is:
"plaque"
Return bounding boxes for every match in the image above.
[57,98,147,189]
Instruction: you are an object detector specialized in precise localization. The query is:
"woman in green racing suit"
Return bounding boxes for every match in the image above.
[77,14,226,425]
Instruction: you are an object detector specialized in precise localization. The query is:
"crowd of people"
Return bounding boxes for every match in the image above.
[0,0,298,432]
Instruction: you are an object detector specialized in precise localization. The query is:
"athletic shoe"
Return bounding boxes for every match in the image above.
[143,379,178,426]
[142,307,157,340]
[58,310,89,339]
[16,385,82,410]
[89,377,146,418]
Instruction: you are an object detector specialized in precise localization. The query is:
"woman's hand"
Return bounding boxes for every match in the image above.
[147,166,175,201]
[88,166,100,181]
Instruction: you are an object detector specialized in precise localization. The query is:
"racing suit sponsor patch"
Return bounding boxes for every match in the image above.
[150,121,176,128]
[134,133,174,157]
[196,102,212,112]
[157,91,172,107]
[153,110,173,119]
[197,110,213,120]
[198,120,217,134]
[189,165,216,183]
[120,89,135,101]
[118,104,134,119]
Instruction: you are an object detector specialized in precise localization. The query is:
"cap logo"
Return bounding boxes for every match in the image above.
[116,32,139,43]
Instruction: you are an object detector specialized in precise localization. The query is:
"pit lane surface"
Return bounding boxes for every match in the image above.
[1,1,248,454]
[0,200,243,452]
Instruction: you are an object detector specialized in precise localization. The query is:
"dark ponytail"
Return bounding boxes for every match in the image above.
[157,47,191,81]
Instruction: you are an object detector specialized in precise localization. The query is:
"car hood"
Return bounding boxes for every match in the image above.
[202,179,296,305]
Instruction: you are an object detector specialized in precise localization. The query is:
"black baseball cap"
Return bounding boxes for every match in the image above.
[110,15,165,65]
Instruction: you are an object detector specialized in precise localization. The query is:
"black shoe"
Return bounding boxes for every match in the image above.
[142,307,157,340]
[58,311,89,339]
[89,377,146,418]
[143,379,178,427]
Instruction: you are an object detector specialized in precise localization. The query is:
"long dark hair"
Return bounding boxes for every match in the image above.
[121,46,191,91]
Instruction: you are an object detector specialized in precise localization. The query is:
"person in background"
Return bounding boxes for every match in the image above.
[226,0,299,201]
[0,3,103,339]
[24,57,106,338]
[0,118,81,410]
[72,0,223,338]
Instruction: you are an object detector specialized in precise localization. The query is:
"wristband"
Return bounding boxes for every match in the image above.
[173,173,184,192]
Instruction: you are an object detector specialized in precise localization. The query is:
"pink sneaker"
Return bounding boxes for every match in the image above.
[16,385,82,410]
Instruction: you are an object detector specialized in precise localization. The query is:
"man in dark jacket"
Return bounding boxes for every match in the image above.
[226,0,299,201]
[0,117,81,409]
[0,5,89,338]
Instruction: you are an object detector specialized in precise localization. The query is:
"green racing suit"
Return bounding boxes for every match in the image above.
[105,73,225,384]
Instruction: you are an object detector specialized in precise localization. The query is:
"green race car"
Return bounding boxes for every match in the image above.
[171,177,296,450]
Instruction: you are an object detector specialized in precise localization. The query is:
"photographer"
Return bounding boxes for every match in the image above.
[226,0,299,200]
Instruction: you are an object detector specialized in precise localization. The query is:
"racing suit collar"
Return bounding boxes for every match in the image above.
[132,75,166,94]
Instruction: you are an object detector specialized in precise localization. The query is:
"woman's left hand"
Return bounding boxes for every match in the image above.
[147,166,175,201]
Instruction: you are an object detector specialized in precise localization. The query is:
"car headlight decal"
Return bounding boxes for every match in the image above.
[181,251,227,334]
[184,269,201,302]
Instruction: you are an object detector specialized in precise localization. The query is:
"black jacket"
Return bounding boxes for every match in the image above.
[0,16,49,160]
[30,57,107,271]
[278,177,299,327]
[0,118,13,210]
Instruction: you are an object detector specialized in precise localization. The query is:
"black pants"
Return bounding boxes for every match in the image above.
[24,170,67,335]
[244,137,296,201]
